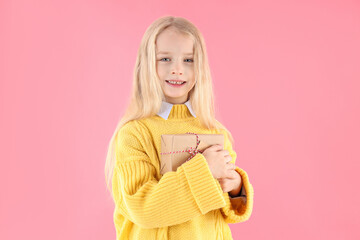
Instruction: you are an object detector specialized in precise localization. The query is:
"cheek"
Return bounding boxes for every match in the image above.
[156,66,166,79]
[188,67,195,78]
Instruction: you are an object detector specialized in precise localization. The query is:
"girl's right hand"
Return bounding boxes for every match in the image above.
[202,144,235,179]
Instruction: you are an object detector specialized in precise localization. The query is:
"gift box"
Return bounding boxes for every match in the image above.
[160,132,224,175]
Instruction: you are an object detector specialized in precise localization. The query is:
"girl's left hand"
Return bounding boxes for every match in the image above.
[217,169,242,196]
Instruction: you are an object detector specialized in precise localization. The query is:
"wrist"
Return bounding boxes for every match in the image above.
[229,173,243,197]
[229,181,242,197]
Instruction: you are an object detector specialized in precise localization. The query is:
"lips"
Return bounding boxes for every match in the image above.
[165,80,186,87]
[166,79,186,83]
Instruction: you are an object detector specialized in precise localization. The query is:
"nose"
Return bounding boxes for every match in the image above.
[171,71,183,75]
[171,60,183,75]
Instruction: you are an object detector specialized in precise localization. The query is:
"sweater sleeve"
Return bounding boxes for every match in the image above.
[112,122,227,229]
[218,129,254,224]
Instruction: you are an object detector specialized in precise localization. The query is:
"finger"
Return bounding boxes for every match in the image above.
[232,163,236,170]
[209,144,222,150]
[227,163,236,170]
[225,163,234,171]
[220,156,231,165]
[217,144,224,149]
[218,149,229,157]
[213,144,224,151]
[229,163,236,169]
[225,155,232,163]
[227,169,239,179]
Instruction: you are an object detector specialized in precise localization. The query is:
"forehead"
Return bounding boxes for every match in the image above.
[155,28,194,54]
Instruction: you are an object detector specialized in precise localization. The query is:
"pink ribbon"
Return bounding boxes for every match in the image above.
[184,132,203,161]
[160,132,204,161]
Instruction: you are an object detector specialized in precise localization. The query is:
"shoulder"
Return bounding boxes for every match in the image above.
[212,119,229,135]
[212,118,235,147]
[116,120,143,143]
[116,119,152,146]
[119,119,139,133]
[118,119,149,135]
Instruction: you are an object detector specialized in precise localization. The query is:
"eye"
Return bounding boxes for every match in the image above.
[159,58,194,62]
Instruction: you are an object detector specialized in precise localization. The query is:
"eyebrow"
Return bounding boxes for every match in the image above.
[156,51,193,55]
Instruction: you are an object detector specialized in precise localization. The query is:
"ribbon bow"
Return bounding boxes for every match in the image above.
[160,132,204,161]
[184,132,203,161]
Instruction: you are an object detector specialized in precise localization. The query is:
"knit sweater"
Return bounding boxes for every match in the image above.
[112,103,254,240]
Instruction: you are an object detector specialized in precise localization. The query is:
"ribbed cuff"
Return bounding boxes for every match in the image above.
[221,167,254,223]
[181,153,226,214]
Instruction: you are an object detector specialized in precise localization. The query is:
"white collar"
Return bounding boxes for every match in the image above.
[157,100,196,120]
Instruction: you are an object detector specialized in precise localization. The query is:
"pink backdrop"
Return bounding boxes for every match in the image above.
[1,0,359,239]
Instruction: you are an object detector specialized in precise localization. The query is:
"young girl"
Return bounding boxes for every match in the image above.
[105,16,254,240]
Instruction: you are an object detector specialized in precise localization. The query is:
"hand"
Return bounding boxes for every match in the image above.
[218,169,242,196]
[202,144,235,179]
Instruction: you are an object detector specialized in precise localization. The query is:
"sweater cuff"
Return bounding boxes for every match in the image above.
[181,153,226,214]
[220,167,254,223]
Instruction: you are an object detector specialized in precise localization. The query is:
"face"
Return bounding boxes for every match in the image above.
[155,28,195,104]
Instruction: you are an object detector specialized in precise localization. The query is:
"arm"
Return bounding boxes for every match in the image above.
[229,173,243,197]
[217,129,254,224]
[112,121,227,229]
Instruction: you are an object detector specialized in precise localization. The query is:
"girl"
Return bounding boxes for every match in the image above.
[105,16,254,240]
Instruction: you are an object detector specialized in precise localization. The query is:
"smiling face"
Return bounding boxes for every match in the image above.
[155,27,196,104]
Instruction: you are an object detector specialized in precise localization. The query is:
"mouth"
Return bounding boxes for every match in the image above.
[165,80,187,87]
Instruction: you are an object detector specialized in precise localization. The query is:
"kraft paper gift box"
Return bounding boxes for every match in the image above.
[160,133,224,175]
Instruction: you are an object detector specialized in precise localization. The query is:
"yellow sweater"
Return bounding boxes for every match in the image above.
[112,103,254,240]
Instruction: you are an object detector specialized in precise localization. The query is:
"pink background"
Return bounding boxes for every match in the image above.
[1,0,359,239]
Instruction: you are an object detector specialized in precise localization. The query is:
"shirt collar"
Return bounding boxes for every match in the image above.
[157,99,196,120]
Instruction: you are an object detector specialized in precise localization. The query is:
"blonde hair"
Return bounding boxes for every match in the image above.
[105,15,234,201]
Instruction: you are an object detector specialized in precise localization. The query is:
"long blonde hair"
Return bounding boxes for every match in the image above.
[105,15,234,201]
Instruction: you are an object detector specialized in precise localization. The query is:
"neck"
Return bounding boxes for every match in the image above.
[164,97,189,105]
